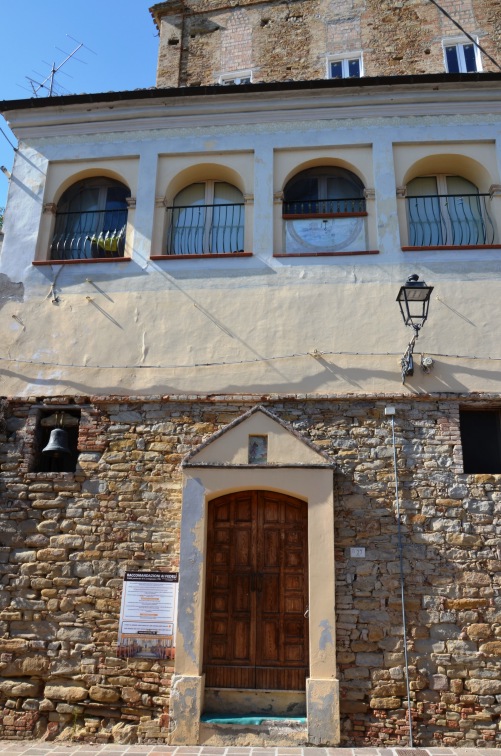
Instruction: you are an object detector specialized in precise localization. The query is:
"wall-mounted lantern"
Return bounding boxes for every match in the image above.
[396,274,434,383]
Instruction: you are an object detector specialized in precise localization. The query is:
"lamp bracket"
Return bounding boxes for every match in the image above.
[401,329,419,384]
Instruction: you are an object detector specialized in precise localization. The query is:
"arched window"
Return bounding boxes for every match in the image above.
[50,178,130,260]
[283,167,365,216]
[282,167,367,254]
[407,175,495,246]
[166,181,244,255]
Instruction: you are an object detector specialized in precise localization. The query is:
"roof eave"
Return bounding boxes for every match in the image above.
[2,71,501,114]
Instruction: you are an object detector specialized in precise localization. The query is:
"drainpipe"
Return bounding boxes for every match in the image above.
[385,406,414,747]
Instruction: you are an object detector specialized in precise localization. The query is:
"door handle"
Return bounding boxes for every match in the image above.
[304,605,309,618]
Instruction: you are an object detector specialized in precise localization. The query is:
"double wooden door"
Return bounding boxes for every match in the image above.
[204,490,308,690]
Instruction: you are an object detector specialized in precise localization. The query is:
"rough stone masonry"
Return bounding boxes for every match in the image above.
[153,0,501,88]
[0,395,499,746]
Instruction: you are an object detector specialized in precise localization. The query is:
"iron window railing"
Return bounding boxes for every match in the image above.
[166,203,244,255]
[50,209,127,260]
[282,197,366,217]
[406,193,495,246]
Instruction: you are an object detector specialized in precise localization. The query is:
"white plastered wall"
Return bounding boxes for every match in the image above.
[2,89,501,397]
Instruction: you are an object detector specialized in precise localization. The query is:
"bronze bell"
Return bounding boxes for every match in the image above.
[42,428,71,456]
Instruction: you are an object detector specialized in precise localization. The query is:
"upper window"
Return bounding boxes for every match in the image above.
[220,72,252,85]
[328,55,362,80]
[460,410,501,474]
[406,174,495,246]
[444,40,481,73]
[50,178,130,261]
[282,167,368,254]
[166,181,244,256]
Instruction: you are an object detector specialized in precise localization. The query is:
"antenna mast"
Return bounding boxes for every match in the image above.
[25,37,91,97]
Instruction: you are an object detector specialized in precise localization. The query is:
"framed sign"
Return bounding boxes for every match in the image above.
[117,571,178,660]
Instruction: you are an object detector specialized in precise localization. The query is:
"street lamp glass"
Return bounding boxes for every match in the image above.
[396,276,433,328]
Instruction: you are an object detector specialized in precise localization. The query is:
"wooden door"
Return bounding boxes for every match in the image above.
[204,490,308,690]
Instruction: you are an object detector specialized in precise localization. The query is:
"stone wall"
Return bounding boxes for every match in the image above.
[152,0,501,87]
[0,396,184,744]
[330,399,501,748]
[0,394,499,746]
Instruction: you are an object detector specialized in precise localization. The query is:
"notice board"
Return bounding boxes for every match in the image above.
[117,571,178,659]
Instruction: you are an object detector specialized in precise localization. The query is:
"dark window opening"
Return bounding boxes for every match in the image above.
[283,166,365,216]
[445,43,478,73]
[459,410,501,474]
[330,58,361,79]
[445,45,460,73]
[463,44,477,72]
[50,178,130,261]
[33,409,81,473]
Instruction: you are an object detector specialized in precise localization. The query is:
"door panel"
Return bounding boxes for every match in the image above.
[233,619,251,660]
[262,574,279,611]
[204,490,308,690]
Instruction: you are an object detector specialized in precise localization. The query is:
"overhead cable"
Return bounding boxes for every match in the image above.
[427,0,501,72]
[0,349,501,371]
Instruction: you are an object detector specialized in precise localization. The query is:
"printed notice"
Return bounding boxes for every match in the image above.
[117,571,178,660]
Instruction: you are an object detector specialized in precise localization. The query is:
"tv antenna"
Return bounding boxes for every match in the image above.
[25,36,95,97]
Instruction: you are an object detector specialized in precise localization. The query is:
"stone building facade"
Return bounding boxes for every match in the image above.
[0,0,501,748]
[152,0,501,87]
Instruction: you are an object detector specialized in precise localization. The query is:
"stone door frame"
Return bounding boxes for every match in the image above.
[169,465,339,746]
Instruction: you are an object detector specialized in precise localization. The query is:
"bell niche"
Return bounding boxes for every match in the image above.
[34,409,81,473]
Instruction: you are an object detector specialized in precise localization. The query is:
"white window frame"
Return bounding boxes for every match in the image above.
[219,70,253,86]
[326,53,363,80]
[442,37,482,73]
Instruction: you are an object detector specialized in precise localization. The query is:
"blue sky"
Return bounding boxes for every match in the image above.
[0,1,159,207]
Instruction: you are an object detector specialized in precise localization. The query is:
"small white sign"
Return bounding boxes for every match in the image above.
[350,547,366,558]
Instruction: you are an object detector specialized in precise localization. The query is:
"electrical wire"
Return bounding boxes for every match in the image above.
[389,412,414,747]
[426,0,501,72]
[0,127,18,153]
[0,349,500,370]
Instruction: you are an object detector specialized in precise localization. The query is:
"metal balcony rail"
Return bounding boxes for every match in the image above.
[50,209,128,260]
[283,197,366,217]
[166,203,244,255]
[406,193,495,247]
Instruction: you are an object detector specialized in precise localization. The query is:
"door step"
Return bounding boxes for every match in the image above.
[199,715,308,746]
[204,687,306,716]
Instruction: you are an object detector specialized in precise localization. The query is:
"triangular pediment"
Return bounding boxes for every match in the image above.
[183,406,333,467]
